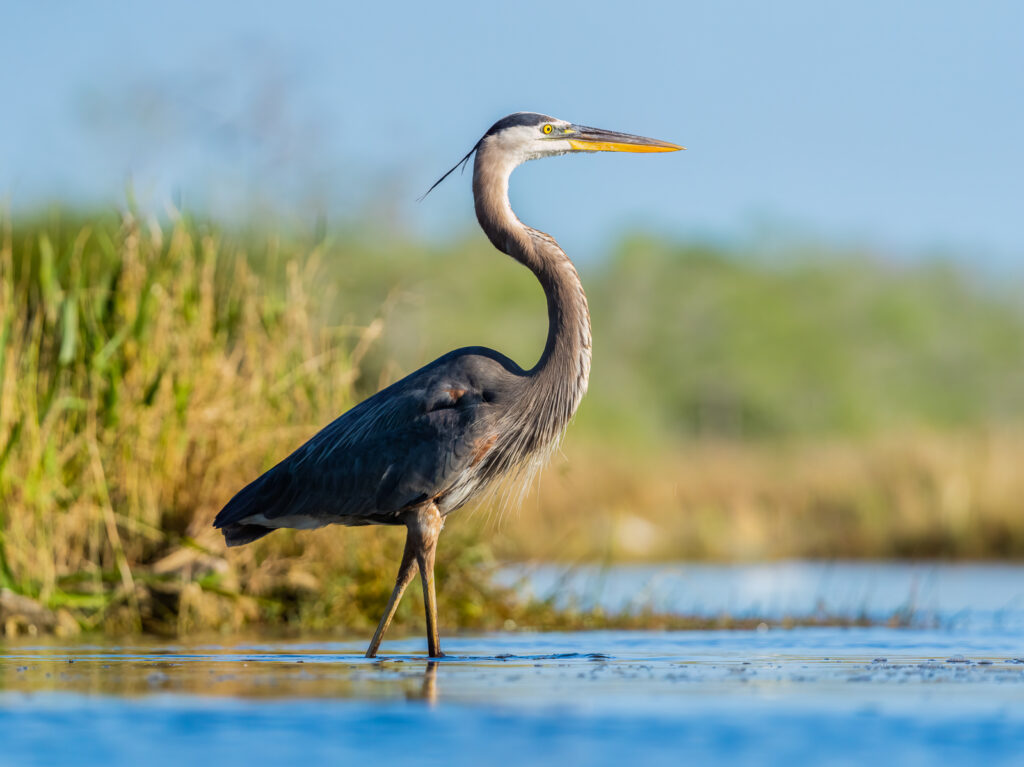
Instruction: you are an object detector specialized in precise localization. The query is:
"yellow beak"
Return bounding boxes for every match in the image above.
[565,125,684,153]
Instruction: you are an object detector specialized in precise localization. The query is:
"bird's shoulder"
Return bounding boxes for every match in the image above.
[269,347,521,489]
[326,345,523,439]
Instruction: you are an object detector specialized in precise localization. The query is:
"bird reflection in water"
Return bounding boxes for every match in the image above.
[407,661,439,704]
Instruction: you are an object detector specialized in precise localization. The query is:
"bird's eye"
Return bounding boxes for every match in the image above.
[542,124,553,135]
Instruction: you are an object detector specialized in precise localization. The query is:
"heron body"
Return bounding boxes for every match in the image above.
[214,112,682,656]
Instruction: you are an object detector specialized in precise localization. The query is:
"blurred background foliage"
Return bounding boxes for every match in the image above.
[1,209,1023,637]
[355,231,1024,442]
[3,2,1023,640]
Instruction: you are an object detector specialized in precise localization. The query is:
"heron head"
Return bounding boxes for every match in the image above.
[421,112,682,199]
[482,112,684,162]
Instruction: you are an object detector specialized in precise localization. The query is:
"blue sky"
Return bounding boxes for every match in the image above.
[2,1,1022,263]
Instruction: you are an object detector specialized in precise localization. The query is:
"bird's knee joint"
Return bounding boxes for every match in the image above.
[405,503,443,548]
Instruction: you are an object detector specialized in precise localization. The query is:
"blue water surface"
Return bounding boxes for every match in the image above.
[3,563,1024,766]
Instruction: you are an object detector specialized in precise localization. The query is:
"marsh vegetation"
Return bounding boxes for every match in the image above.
[2,210,1023,636]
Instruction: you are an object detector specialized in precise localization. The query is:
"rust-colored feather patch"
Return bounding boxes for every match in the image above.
[470,433,498,467]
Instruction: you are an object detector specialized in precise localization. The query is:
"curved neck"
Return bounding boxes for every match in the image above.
[472,142,592,407]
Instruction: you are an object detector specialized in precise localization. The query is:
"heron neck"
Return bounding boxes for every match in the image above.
[473,146,592,410]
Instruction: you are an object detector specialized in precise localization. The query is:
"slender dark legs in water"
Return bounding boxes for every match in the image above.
[365,504,444,658]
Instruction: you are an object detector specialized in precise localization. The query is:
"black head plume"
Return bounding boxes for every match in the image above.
[419,138,482,202]
[418,113,556,202]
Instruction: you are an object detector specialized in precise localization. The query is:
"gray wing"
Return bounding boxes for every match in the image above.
[213,349,517,545]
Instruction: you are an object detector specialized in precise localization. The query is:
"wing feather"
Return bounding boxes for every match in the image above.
[214,354,505,539]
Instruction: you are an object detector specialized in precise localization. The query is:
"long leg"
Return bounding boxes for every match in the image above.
[364,504,445,658]
[411,503,444,658]
[365,534,419,658]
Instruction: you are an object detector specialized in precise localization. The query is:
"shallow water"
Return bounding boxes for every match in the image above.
[3,563,1024,766]
[501,560,1024,630]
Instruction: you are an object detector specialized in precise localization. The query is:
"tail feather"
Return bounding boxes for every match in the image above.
[220,522,274,547]
[214,469,290,547]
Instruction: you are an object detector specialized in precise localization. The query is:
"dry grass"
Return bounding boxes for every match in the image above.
[489,430,1024,562]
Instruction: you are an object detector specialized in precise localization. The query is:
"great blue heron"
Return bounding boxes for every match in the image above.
[214,112,682,657]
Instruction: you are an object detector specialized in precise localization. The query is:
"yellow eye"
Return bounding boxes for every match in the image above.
[542,124,553,134]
